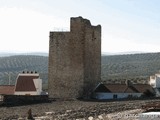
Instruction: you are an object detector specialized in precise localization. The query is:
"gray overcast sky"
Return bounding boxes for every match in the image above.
[0,0,160,53]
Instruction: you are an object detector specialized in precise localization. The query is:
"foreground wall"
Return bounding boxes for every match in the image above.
[48,17,101,98]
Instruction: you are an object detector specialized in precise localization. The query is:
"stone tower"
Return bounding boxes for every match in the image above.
[48,16,101,98]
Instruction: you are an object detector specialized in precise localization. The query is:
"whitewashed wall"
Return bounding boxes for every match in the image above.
[94,93,142,100]
[149,74,160,88]
[155,76,160,88]
[14,91,38,95]
[149,78,156,87]
[33,78,42,95]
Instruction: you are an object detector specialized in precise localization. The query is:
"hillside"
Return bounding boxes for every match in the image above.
[0,55,48,85]
[0,52,160,86]
[102,52,160,84]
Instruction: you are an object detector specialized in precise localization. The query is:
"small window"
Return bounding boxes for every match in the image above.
[113,94,117,99]
[128,94,132,98]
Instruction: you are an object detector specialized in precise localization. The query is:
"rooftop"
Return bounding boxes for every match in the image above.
[94,83,154,93]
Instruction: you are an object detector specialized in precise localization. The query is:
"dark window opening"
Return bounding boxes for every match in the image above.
[113,94,117,99]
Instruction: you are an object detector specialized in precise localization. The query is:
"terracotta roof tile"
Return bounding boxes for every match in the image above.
[105,84,128,93]
[94,84,111,92]
[0,85,15,95]
[133,84,154,93]
[15,75,38,91]
[95,83,154,93]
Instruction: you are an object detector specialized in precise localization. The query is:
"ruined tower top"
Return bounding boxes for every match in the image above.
[70,16,101,32]
[48,16,101,98]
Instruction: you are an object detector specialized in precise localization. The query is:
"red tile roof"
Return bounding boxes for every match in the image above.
[134,84,154,93]
[95,83,154,93]
[0,85,15,95]
[15,75,39,91]
[94,83,111,92]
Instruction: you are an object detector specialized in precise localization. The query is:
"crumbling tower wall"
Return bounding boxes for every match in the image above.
[48,17,101,98]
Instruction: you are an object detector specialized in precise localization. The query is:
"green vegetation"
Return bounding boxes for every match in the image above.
[0,55,48,86]
[1,52,160,87]
[102,52,160,84]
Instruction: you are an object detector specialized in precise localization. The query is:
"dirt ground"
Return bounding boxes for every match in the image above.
[105,109,144,120]
[0,99,160,119]
[0,100,103,119]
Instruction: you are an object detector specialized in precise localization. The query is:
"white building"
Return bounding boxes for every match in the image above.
[149,73,160,96]
[149,74,160,88]
[93,83,154,100]
[14,71,42,95]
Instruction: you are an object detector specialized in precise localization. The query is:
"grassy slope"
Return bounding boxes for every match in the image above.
[102,52,160,83]
[1,52,160,85]
[0,55,48,85]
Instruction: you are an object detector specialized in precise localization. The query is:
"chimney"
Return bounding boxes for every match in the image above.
[125,80,132,87]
